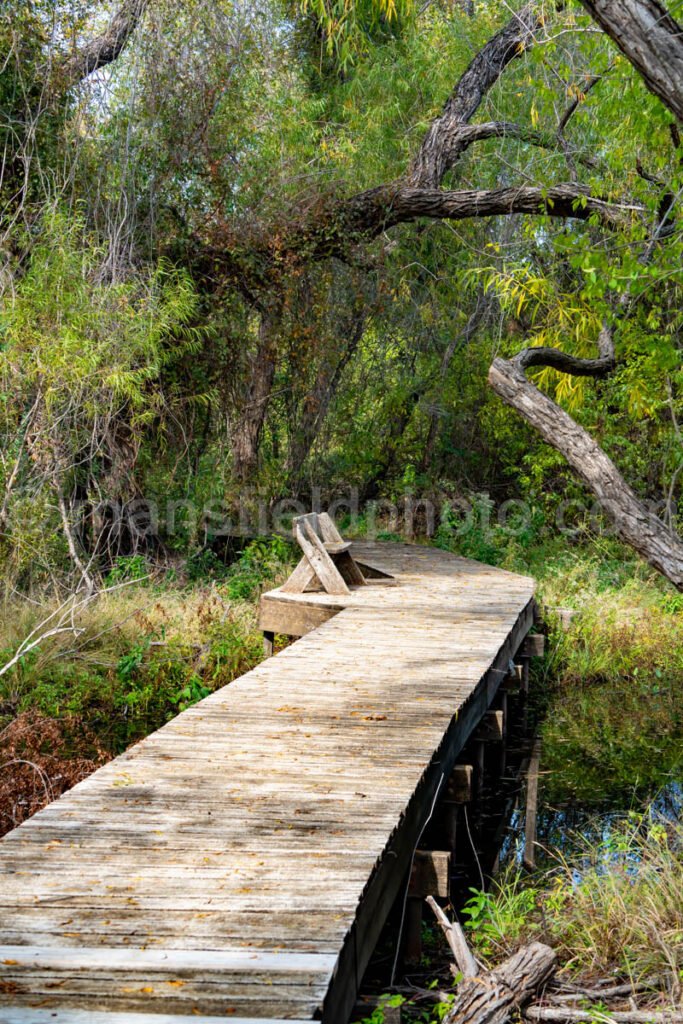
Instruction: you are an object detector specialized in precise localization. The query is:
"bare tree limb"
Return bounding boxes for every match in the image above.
[426,895,478,978]
[488,355,683,590]
[510,325,615,377]
[0,575,148,680]
[557,69,611,136]
[409,3,542,186]
[56,488,97,595]
[556,66,612,178]
[526,1008,683,1023]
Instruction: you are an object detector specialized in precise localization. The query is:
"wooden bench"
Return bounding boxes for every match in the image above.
[281,512,366,596]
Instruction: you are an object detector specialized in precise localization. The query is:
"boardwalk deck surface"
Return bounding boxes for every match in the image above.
[0,543,534,1024]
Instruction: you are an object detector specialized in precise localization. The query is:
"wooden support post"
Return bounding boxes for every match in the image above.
[405,850,450,963]
[444,802,458,854]
[521,633,545,657]
[447,764,473,803]
[515,657,530,696]
[497,691,508,774]
[547,605,577,631]
[474,740,485,801]
[404,896,423,964]
[384,1003,403,1024]
[474,709,504,743]
[523,738,542,871]
[499,692,508,740]
[443,765,472,853]
[262,630,274,657]
[503,667,520,693]
[410,850,450,899]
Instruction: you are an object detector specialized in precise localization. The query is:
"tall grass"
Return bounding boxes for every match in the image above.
[464,813,683,995]
[0,539,295,832]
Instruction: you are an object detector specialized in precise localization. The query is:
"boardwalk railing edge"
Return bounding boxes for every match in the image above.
[322,595,537,1024]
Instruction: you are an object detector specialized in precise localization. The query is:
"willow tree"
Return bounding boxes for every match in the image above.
[3,0,683,588]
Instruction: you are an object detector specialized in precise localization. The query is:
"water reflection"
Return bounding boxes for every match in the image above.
[502,673,683,871]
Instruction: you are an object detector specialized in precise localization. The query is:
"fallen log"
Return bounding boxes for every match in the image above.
[526,1008,683,1023]
[442,942,557,1024]
[426,895,478,978]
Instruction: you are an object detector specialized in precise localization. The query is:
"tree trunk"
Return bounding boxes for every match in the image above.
[286,314,365,482]
[443,942,557,1024]
[579,0,683,122]
[62,0,149,86]
[232,306,280,483]
[488,357,683,590]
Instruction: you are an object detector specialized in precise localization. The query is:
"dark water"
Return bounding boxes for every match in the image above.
[499,673,683,871]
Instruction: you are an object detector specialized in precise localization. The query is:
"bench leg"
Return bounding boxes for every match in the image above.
[263,630,275,657]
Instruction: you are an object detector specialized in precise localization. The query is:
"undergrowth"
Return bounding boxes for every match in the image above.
[462,812,683,996]
[0,537,295,833]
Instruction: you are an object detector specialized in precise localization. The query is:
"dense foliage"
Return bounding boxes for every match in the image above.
[1,0,682,593]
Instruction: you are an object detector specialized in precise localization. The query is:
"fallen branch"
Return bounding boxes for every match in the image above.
[547,978,662,1002]
[0,575,149,679]
[442,942,557,1024]
[426,895,478,978]
[526,1008,683,1023]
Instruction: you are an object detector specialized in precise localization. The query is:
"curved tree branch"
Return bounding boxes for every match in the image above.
[61,0,149,87]
[488,353,683,589]
[510,325,616,376]
[409,2,542,186]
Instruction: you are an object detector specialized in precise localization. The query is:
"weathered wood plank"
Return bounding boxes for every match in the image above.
[409,851,451,898]
[0,1013,313,1024]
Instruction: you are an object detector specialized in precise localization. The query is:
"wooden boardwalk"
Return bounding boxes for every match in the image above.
[0,542,535,1024]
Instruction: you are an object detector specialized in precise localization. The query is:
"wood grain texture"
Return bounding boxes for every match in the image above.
[0,542,534,1023]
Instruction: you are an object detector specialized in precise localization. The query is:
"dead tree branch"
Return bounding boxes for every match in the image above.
[526,1008,683,1023]
[443,942,557,1024]
[426,896,478,978]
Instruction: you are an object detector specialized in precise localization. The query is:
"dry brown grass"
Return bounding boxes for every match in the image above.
[0,711,109,835]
